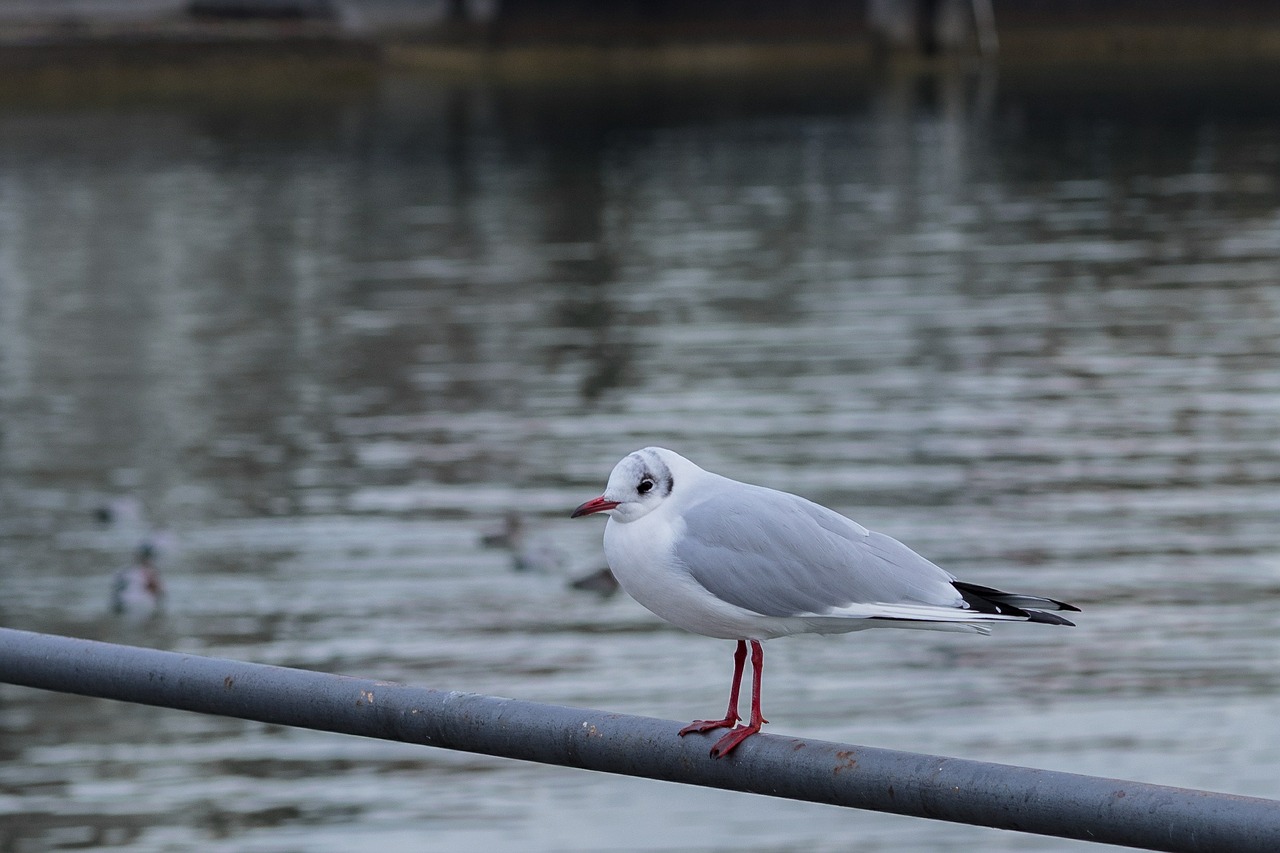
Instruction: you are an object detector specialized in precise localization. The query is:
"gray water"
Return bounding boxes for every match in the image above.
[2,64,1279,852]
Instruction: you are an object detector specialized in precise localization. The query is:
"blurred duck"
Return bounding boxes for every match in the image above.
[480,511,618,594]
[480,511,570,573]
[111,544,165,617]
[567,565,620,597]
[480,510,525,550]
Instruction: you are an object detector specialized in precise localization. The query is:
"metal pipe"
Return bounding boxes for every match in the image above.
[1,627,1277,852]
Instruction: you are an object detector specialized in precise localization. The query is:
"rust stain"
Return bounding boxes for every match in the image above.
[833,750,858,775]
[581,722,600,738]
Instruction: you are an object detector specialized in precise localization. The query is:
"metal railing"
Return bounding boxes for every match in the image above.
[2,627,1278,852]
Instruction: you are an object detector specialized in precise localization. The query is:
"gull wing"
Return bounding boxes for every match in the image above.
[672,479,965,619]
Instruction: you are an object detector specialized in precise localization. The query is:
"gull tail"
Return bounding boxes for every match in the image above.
[953,581,1080,627]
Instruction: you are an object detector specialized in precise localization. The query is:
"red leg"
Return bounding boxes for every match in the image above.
[709,640,768,758]
[678,640,747,736]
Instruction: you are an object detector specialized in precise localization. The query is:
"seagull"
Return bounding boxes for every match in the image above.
[571,447,1079,758]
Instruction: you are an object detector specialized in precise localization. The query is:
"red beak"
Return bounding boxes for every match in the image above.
[571,496,620,518]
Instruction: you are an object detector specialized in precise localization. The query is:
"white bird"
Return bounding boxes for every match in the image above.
[571,447,1079,758]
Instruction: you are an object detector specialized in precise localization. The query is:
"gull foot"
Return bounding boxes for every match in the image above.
[709,723,761,758]
[678,716,738,736]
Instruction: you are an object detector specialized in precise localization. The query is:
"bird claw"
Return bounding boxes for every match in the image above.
[708,724,761,758]
[678,717,739,736]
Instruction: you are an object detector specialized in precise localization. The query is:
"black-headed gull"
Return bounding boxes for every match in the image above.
[572,447,1079,758]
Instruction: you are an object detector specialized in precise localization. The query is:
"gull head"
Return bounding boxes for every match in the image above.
[571,446,686,523]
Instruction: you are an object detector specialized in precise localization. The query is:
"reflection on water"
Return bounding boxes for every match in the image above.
[2,65,1280,851]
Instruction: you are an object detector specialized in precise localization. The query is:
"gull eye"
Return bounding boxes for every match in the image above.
[637,478,655,495]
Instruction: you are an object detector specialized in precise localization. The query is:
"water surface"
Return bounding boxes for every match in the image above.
[2,63,1279,851]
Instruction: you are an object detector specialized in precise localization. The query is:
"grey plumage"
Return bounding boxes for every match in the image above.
[675,484,962,618]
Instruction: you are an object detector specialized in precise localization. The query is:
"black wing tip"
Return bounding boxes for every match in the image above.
[953,580,1081,623]
[1035,596,1081,614]
[1026,610,1077,627]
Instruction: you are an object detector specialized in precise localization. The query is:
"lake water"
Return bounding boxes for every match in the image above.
[2,60,1279,852]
